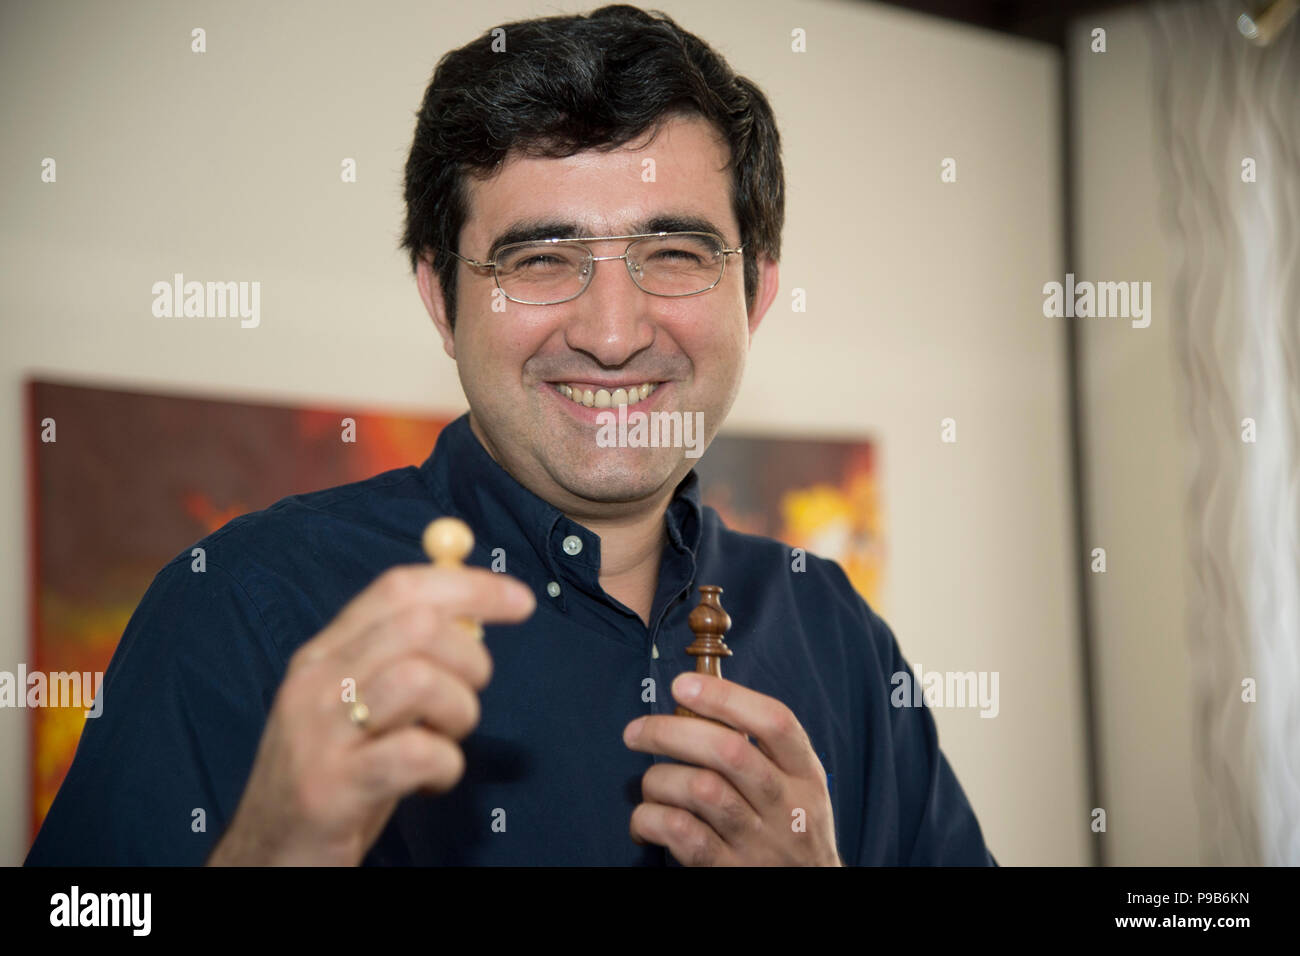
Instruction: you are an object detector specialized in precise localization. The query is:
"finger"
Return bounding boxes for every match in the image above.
[338,603,494,693]
[346,656,480,743]
[347,725,466,803]
[302,565,535,662]
[671,674,822,778]
[629,802,734,866]
[639,762,762,845]
[624,713,787,814]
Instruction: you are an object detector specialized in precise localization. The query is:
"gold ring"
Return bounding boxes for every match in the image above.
[348,700,371,730]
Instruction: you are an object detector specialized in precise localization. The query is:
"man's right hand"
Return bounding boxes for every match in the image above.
[206,563,536,866]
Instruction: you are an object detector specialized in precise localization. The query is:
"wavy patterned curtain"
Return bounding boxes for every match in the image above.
[1145,0,1299,865]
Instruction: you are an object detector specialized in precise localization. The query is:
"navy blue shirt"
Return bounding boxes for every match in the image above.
[26,413,995,866]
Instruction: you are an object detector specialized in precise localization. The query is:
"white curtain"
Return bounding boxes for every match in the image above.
[1145,0,1299,865]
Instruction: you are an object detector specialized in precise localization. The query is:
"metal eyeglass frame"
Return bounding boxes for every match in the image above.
[441,231,745,305]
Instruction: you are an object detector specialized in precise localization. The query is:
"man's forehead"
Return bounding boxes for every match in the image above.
[482,112,729,178]
[460,115,736,244]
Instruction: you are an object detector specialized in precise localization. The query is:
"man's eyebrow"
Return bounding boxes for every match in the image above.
[486,219,581,253]
[485,214,733,255]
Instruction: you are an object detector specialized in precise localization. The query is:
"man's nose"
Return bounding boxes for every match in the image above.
[562,255,655,367]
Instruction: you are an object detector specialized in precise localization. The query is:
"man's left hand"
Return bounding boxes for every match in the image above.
[622,673,842,866]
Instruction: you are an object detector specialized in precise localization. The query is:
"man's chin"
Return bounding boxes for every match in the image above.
[547,450,688,505]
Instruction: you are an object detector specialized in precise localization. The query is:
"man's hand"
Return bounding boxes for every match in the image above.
[206,563,535,866]
[623,673,842,866]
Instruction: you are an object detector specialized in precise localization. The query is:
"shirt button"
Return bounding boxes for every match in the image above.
[546,581,561,598]
[561,535,583,556]
[651,643,659,659]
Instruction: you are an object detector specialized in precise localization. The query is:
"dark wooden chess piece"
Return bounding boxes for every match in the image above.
[676,585,732,720]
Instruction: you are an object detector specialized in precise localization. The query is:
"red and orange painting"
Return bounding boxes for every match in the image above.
[694,432,884,606]
[25,379,882,839]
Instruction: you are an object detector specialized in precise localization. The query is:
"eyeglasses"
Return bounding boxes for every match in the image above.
[442,231,744,306]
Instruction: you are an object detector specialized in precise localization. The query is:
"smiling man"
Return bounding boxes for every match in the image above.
[26,5,995,867]
[421,112,760,629]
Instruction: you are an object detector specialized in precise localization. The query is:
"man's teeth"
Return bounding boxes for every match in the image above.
[556,383,658,408]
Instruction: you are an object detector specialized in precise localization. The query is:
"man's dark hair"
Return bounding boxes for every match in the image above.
[400,4,784,327]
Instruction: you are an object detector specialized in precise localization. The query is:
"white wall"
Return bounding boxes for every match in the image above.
[1070,8,1200,864]
[0,0,1085,865]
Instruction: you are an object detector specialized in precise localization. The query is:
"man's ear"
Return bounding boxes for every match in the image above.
[416,254,457,359]
[746,253,780,338]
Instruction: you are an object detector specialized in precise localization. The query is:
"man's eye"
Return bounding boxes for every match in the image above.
[652,249,705,263]
[514,254,568,269]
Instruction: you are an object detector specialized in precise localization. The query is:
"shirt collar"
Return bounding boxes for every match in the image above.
[417,414,703,604]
